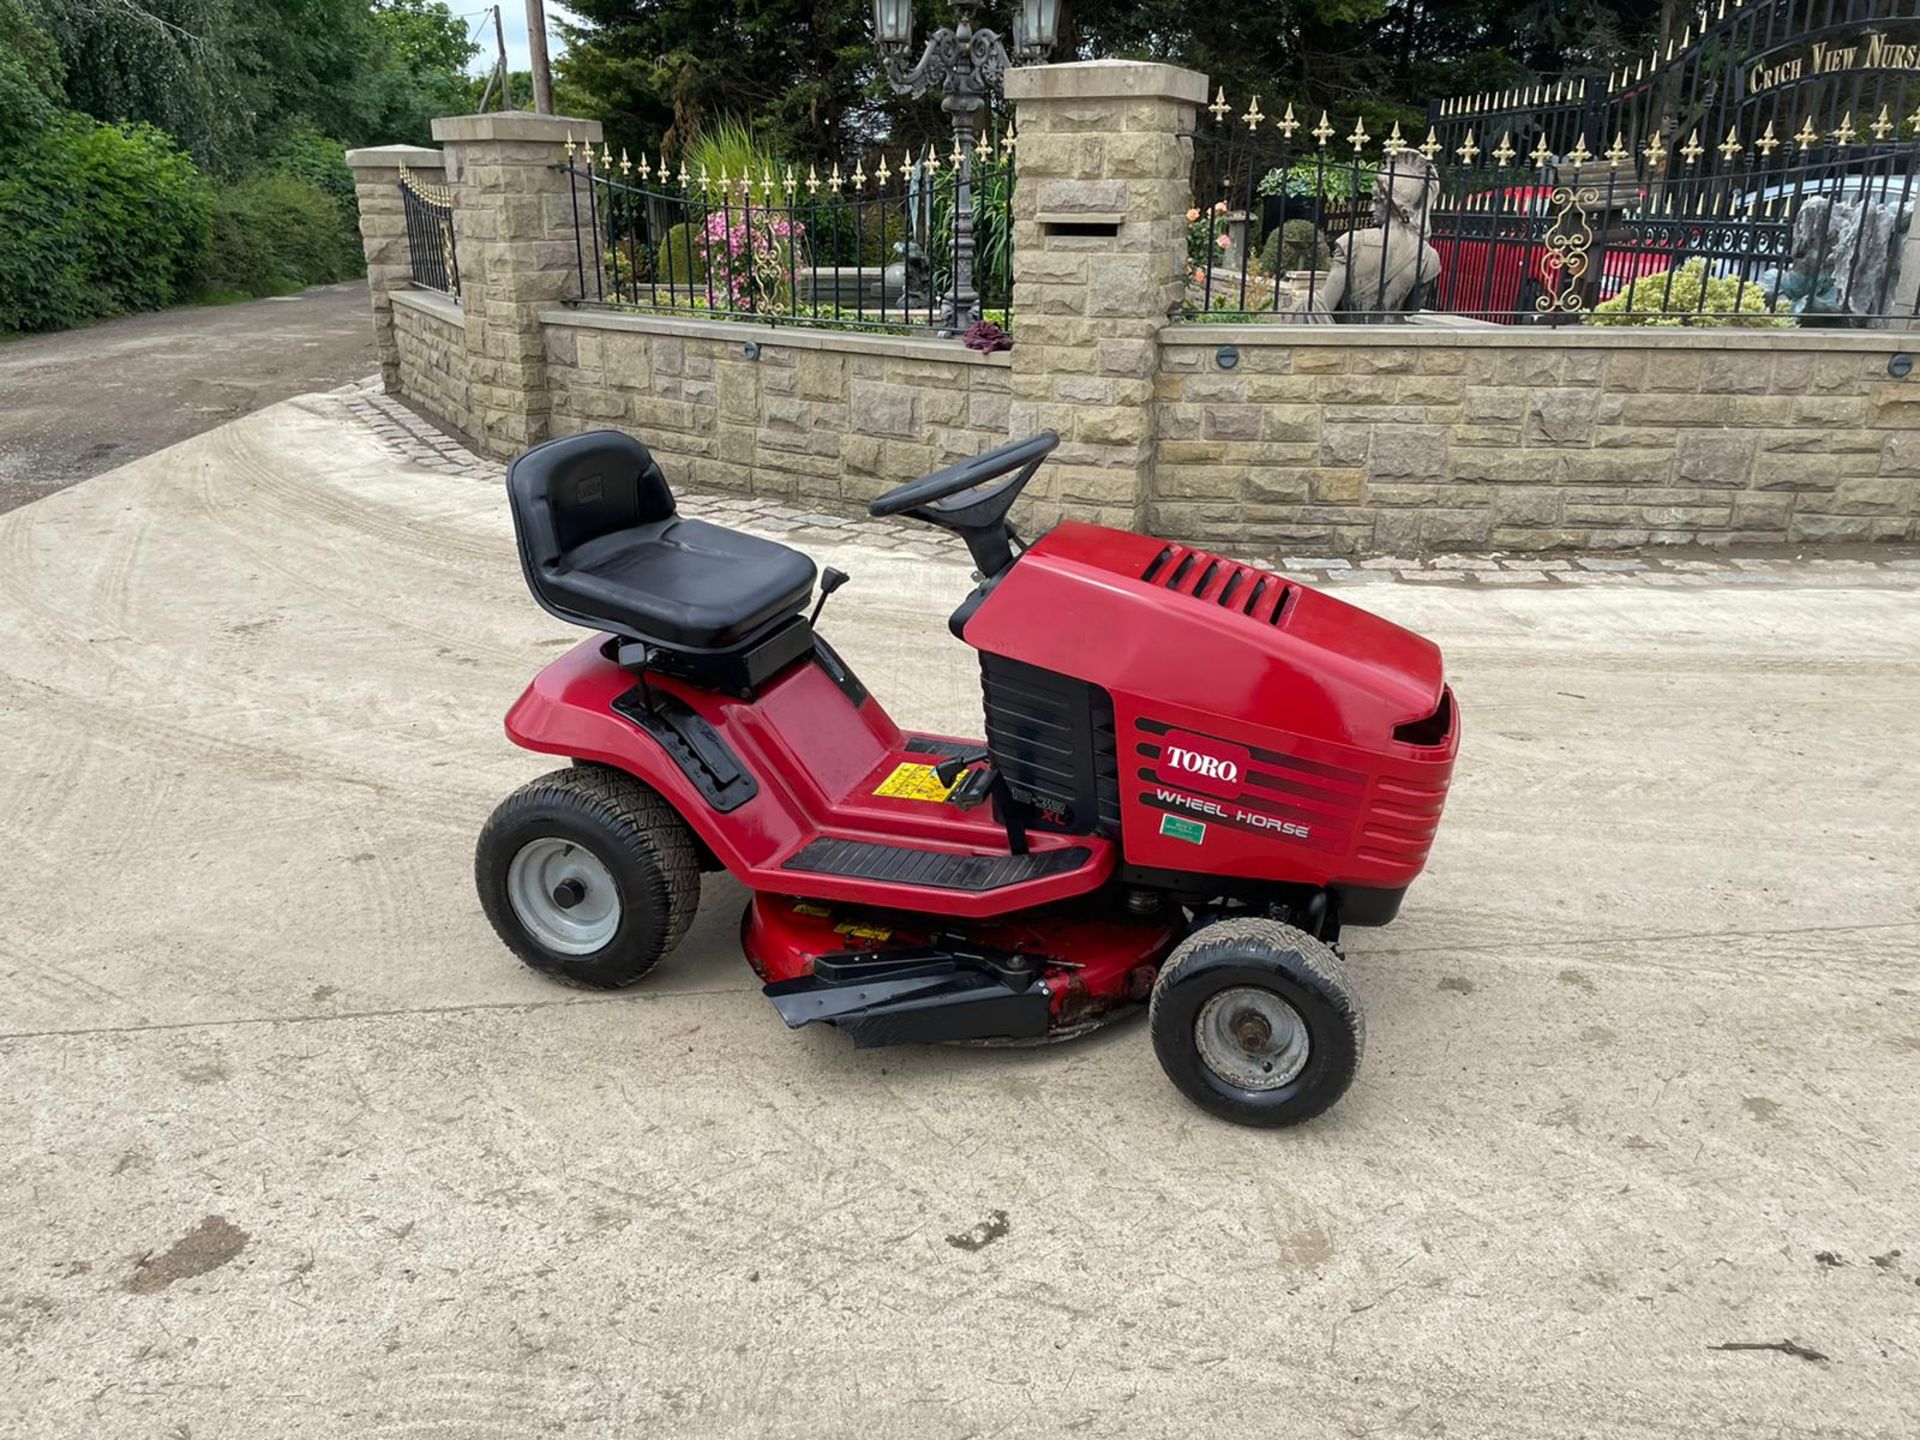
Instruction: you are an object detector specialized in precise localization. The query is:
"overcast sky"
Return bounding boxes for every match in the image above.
[462,1,578,75]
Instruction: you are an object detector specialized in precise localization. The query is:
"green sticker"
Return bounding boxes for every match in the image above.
[1159,813,1206,845]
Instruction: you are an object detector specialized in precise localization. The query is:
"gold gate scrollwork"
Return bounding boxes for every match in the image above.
[1536,184,1597,314]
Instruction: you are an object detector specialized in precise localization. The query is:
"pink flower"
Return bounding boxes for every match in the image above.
[1186,207,1201,222]
[1215,232,1232,248]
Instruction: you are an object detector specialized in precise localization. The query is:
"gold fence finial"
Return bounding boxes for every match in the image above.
[1312,111,1334,147]
[1832,112,1856,146]
[1455,128,1478,163]
[1209,87,1230,123]
[1243,95,1265,131]
[1718,125,1742,161]
[1421,127,1444,161]
[1870,104,1894,140]
[1279,104,1299,139]
[1492,130,1515,166]
[1755,120,1778,156]
[1348,116,1370,152]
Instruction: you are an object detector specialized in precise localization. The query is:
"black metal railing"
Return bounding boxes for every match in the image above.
[558,136,1016,335]
[398,165,460,301]
[1185,92,1919,326]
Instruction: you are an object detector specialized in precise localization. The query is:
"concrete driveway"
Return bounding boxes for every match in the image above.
[2,392,1917,1438]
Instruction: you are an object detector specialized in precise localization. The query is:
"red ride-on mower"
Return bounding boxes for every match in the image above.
[476,430,1460,1126]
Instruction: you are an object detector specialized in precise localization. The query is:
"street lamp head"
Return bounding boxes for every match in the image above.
[1018,0,1060,57]
[874,0,914,49]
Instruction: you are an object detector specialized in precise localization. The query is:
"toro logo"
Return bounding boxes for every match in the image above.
[1159,731,1251,800]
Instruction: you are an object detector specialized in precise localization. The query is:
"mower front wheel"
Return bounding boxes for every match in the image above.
[1149,917,1363,1128]
[476,765,700,988]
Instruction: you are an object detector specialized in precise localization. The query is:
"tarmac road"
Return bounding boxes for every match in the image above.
[0,283,376,514]
[0,392,1916,1437]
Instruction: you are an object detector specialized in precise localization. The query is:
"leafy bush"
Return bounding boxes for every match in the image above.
[198,171,364,301]
[265,126,360,227]
[658,221,708,285]
[1258,161,1361,202]
[0,115,210,332]
[0,0,63,146]
[1259,218,1330,275]
[1186,200,1231,276]
[1589,259,1792,327]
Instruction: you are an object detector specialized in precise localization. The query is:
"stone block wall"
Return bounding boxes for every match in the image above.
[390,292,470,441]
[542,315,1014,510]
[1155,329,1920,552]
[356,93,1920,554]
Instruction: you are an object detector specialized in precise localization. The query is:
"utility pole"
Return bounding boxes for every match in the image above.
[491,4,511,110]
[525,0,554,115]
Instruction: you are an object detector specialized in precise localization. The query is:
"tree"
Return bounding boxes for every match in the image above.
[23,0,478,169]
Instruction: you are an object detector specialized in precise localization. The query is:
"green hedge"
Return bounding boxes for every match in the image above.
[0,116,211,333]
[199,171,364,301]
[0,114,366,333]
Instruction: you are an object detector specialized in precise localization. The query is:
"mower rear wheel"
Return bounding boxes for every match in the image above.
[1149,917,1363,1128]
[476,765,700,988]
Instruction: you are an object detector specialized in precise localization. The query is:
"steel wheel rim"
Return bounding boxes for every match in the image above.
[1194,986,1310,1090]
[506,837,621,955]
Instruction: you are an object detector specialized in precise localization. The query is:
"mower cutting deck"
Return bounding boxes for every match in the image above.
[476,429,1460,1127]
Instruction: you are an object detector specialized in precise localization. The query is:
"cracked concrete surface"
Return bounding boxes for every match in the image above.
[1,390,1917,1437]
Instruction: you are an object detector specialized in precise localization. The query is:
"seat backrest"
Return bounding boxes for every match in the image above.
[507,429,675,566]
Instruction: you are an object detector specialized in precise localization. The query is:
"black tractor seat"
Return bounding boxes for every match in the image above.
[507,430,816,651]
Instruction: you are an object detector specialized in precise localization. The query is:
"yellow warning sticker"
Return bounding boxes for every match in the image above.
[834,920,895,941]
[791,902,831,918]
[871,762,957,803]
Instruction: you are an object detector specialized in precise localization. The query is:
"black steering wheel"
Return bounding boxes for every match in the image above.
[868,431,1058,576]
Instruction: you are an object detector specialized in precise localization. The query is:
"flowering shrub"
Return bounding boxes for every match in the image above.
[702,209,803,313]
[962,319,1011,352]
[1588,259,1792,327]
[1185,199,1230,279]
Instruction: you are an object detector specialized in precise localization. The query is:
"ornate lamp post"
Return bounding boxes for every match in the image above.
[874,0,1060,329]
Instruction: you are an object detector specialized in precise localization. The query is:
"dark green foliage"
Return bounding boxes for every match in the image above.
[1260,219,1331,276]
[266,126,362,228]
[0,0,63,145]
[659,222,708,285]
[3,0,471,333]
[199,172,366,301]
[25,0,479,172]
[0,117,211,332]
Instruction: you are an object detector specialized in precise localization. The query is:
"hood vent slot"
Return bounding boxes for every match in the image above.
[1139,544,1291,625]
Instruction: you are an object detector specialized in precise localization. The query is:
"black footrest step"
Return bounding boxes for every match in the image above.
[782,836,1090,892]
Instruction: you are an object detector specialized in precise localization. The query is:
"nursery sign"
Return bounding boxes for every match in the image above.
[1748,28,1920,93]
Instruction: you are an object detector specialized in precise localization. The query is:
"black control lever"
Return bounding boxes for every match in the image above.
[932,749,989,788]
[810,567,849,627]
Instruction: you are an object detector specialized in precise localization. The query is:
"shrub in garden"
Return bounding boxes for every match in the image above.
[1259,217,1330,275]
[1186,200,1231,277]
[658,222,709,286]
[1589,259,1791,327]
[701,209,802,313]
[0,116,210,332]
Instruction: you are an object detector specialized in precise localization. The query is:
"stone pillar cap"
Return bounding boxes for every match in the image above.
[432,112,605,144]
[344,143,445,169]
[1003,59,1208,105]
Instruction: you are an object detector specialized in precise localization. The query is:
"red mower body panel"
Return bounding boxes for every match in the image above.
[504,636,1116,919]
[959,522,1459,904]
